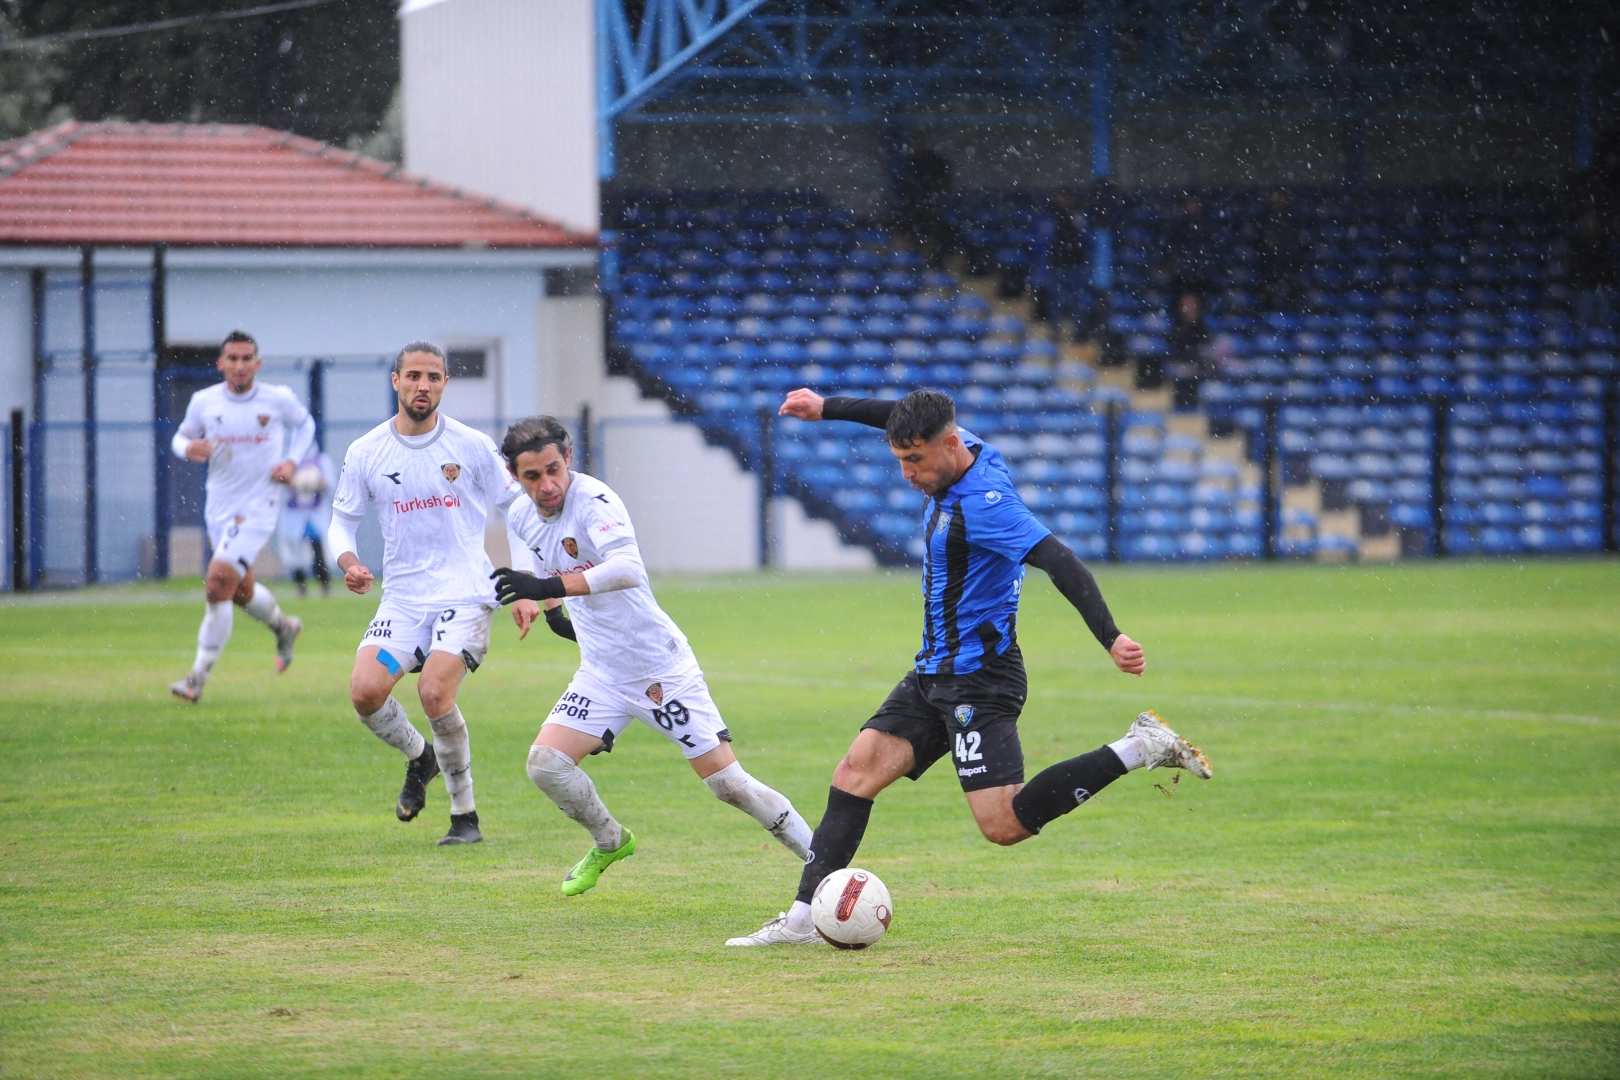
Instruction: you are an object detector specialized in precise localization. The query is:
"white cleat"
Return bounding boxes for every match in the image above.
[1129,710,1212,779]
[725,913,822,947]
[169,673,205,703]
[274,616,303,673]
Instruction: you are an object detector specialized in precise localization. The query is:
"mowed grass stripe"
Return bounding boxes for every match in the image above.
[1,560,1616,1078]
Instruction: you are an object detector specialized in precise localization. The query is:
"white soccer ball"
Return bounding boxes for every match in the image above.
[291,464,325,495]
[810,867,892,949]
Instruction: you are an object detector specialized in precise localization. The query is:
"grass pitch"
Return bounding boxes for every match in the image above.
[2,560,1617,1078]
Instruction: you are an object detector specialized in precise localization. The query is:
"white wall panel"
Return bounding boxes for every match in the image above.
[403,0,598,234]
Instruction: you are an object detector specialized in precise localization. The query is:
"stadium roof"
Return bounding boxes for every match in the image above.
[0,121,595,249]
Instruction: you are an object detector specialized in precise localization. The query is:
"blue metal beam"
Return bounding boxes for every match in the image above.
[598,0,772,179]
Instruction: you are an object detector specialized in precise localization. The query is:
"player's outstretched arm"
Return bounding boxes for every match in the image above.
[1023,535,1145,675]
[778,388,825,420]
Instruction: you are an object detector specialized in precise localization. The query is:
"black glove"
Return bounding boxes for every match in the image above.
[490,566,566,605]
[544,605,577,641]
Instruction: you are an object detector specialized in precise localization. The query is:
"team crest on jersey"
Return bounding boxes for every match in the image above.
[954,704,975,727]
[562,537,579,558]
[441,464,461,482]
[257,414,271,427]
[645,682,664,706]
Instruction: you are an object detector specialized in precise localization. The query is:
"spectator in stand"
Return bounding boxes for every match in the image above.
[896,134,952,266]
[1166,292,1210,409]
[1255,188,1304,308]
[1041,189,1095,342]
[1569,208,1617,328]
[1165,193,1216,299]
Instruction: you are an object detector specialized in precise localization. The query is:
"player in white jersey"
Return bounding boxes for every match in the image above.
[328,342,523,847]
[489,415,812,896]
[169,331,312,703]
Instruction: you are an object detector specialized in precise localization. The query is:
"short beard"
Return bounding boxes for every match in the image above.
[401,398,435,423]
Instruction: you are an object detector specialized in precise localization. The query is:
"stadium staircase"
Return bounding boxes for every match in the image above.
[607,189,1617,565]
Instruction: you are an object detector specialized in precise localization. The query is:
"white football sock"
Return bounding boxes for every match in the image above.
[526,745,623,850]
[428,707,475,815]
[1109,735,1148,771]
[358,696,425,760]
[786,900,814,935]
[192,600,234,678]
[241,582,285,630]
[703,761,812,861]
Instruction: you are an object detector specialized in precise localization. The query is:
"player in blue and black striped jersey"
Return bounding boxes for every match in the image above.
[728,388,1215,947]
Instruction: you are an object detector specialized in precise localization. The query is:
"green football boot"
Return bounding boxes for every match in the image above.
[560,829,636,896]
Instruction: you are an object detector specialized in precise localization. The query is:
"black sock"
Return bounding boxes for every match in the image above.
[795,786,874,905]
[1011,746,1127,835]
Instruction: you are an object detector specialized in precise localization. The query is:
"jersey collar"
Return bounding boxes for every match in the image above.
[389,414,446,450]
[222,383,259,403]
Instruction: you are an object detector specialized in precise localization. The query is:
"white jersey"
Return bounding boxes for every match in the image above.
[175,382,311,523]
[331,414,521,608]
[506,472,691,683]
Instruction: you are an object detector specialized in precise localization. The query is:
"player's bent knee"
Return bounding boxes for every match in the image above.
[978,821,1028,846]
[526,744,577,794]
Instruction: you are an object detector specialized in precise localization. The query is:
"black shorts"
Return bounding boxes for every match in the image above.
[861,645,1028,792]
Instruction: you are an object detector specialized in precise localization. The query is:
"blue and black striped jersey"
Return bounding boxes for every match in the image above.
[914,429,1051,675]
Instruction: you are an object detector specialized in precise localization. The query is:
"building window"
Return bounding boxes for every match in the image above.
[447,348,487,379]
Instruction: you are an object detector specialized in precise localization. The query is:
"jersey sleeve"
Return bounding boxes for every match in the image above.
[479,435,523,509]
[278,386,312,428]
[963,482,1051,563]
[504,500,539,574]
[176,390,207,440]
[579,485,637,548]
[329,444,370,519]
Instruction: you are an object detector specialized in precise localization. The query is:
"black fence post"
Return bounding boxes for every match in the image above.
[151,244,168,580]
[1261,400,1278,559]
[1104,402,1120,562]
[81,245,97,584]
[9,409,23,591]
[578,403,593,476]
[28,268,44,589]
[758,408,774,570]
[309,360,326,452]
[1430,396,1449,558]
[1604,378,1618,555]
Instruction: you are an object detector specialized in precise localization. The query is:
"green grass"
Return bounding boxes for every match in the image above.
[2,560,1618,1078]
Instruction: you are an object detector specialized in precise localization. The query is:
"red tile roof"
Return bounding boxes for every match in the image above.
[0,121,594,249]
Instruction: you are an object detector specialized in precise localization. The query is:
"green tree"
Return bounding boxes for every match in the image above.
[0,0,399,152]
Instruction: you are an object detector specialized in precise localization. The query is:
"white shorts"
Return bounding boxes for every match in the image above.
[543,663,732,760]
[358,595,495,676]
[207,511,278,573]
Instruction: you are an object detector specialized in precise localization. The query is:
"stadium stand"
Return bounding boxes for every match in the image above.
[606,188,1617,565]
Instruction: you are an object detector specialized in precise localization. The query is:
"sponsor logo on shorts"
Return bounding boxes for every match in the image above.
[1072,787,1092,806]
[441,463,461,482]
[954,704,975,727]
[549,691,592,721]
[563,537,579,558]
[257,414,271,427]
[957,765,988,778]
[645,682,663,705]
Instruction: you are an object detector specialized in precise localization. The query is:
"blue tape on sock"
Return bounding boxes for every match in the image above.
[376,649,403,677]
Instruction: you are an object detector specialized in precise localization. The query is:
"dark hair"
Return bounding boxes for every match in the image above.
[885,389,957,447]
[394,340,447,374]
[220,330,257,352]
[501,415,573,469]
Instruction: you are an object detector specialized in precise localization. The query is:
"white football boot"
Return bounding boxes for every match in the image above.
[725,912,821,947]
[273,615,303,673]
[1129,710,1213,778]
[169,673,205,704]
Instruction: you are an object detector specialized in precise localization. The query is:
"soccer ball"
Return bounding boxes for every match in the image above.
[291,464,325,495]
[810,868,892,949]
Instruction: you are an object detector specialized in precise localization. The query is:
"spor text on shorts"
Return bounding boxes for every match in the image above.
[358,596,495,674]
[541,662,733,761]
[862,645,1029,792]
